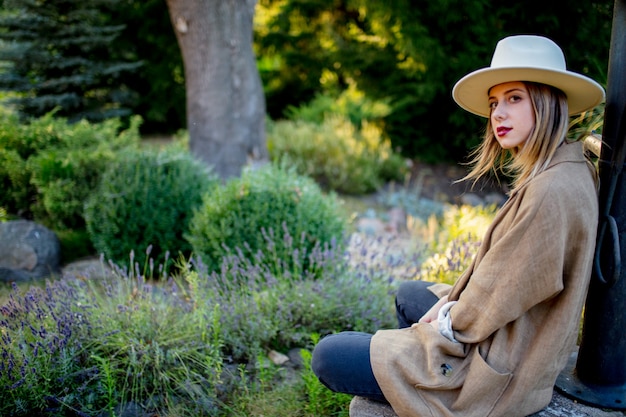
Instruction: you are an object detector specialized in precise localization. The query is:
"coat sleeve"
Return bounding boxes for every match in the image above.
[449,178,575,343]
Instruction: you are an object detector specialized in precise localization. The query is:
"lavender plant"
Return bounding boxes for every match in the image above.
[0,279,102,415]
[181,231,418,362]
[0,222,423,416]
[0,260,225,416]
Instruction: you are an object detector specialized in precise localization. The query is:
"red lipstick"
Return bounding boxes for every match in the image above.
[497,127,512,137]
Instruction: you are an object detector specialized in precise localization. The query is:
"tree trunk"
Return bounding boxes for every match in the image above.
[165,0,267,179]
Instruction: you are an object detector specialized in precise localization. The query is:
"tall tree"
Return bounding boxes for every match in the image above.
[165,0,267,179]
[0,0,141,122]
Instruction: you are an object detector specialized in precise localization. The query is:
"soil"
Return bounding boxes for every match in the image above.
[406,159,509,205]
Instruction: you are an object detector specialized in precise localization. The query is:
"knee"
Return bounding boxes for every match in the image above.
[396,279,437,307]
[395,280,412,304]
[311,334,337,380]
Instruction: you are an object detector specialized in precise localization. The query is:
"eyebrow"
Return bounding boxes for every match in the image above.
[488,88,526,100]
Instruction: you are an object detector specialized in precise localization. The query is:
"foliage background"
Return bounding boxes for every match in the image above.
[254,0,612,162]
[0,2,613,415]
[0,0,613,162]
[0,0,141,122]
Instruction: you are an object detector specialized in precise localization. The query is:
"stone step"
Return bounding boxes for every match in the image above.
[349,390,626,417]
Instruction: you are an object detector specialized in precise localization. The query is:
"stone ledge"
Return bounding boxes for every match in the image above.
[349,390,626,417]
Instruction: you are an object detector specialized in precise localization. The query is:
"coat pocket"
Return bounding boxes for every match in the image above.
[451,347,513,416]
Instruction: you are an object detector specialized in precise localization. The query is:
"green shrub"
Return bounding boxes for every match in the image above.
[187,163,348,276]
[268,115,407,195]
[0,147,31,215]
[302,337,351,417]
[85,147,217,273]
[284,86,391,127]
[56,229,95,264]
[0,111,141,229]
[0,111,64,160]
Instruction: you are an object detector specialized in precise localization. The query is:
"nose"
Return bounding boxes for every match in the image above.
[491,103,506,121]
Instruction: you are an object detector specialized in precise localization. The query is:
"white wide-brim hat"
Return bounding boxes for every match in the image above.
[452,35,605,117]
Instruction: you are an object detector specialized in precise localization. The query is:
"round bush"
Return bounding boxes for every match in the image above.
[186,163,348,276]
[84,147,217,274]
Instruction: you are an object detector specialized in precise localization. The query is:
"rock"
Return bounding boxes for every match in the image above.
[349,397,397,417]
[287,348,306,369]
[268,350,290,366]
[357,217,387,236]
[62,256,115,280]
[485,191,507,207]
[459,192,485,207]
[349,390,626,417]
[0,220,61,282]
[385,207,407,234]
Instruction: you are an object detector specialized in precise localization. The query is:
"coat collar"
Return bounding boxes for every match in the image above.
[507,140,586,200]
[547,140,586,168]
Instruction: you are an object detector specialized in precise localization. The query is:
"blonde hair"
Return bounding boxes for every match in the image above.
[463,82,569,191]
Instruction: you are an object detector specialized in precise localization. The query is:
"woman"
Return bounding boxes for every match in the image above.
[311,35,605,417]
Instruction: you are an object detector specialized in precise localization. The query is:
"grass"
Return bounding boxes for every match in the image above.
[0,201,493,416]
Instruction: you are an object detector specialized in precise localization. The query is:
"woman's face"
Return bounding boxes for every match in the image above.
[488,81,535,150]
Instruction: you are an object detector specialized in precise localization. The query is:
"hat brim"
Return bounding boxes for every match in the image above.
[452,67,605,118]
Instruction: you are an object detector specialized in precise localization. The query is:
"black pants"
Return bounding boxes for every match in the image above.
[311,280,439,402]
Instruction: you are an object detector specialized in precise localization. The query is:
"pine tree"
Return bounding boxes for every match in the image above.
[0,0,142,122]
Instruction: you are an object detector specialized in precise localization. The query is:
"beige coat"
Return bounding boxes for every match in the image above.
[371,141,599,417]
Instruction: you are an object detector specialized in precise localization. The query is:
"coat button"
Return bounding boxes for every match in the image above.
[441,363,453,377]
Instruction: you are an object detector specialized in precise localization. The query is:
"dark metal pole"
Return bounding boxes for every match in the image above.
[555,0,626,409]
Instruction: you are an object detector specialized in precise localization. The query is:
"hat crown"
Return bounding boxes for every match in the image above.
[491,35,566,72]
[452,35,604,117]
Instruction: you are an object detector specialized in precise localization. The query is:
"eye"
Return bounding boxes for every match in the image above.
[488,101,497,110]
[509,94,522,103]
